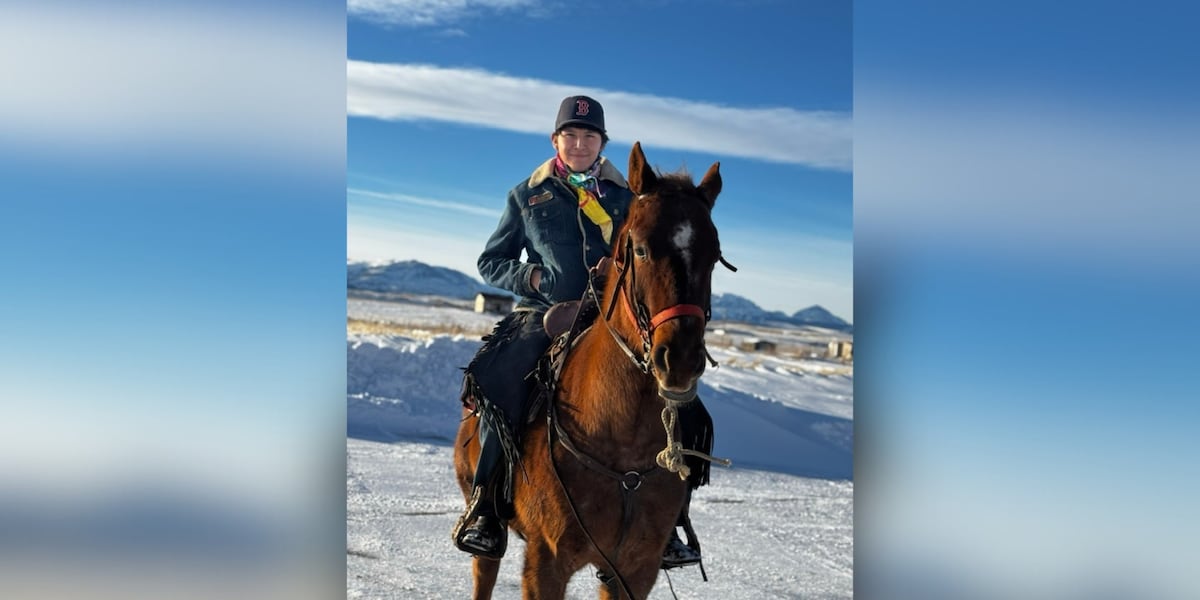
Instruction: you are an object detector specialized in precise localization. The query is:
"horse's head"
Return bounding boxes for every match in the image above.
[605,142,722,405]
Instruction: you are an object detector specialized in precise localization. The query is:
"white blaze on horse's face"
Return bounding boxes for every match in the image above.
[672,222,695,277]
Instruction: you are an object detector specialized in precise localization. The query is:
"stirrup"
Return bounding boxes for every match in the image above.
[660,530,701,568]
[456,515,507,559]
[452,487,508,559]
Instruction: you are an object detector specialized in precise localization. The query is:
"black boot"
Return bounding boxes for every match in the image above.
[453,487,508,559]
[458,513,506,558]
[661,528,701,568]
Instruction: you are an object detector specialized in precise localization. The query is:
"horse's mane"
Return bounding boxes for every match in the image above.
[648,171,700,198]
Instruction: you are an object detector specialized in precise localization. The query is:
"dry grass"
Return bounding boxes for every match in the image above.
[347,318,489,339]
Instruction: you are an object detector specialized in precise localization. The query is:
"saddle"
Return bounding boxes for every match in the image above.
[529,297,600,424]
[542,256,609,339]
[528,256,608,418]
[542,299,587,339]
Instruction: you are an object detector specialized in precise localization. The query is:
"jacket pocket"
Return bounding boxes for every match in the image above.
[523,194,572,246]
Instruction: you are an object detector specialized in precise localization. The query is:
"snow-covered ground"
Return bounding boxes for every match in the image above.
[347,298,853,598]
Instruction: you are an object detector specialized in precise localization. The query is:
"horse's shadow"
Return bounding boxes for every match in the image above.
[698,381,853,480]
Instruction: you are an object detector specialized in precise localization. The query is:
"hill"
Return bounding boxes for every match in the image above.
[347,261,850,328]
[712,293,851,330]
[792,304,852,331]
[347,260,512,300]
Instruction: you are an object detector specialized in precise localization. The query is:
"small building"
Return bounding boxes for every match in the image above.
[827,340,853,361]
[474,292,513,315]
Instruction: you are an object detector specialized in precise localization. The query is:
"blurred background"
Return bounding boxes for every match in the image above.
[1,2,345,598]
[855,1,1200,598]
[2,0,1196,598]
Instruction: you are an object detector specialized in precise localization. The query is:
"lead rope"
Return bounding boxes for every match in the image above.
[663,568,680,599]
[655,405,731,479]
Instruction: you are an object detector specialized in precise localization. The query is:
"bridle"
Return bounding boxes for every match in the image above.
[602,235,706,369]
[586,225,737,404]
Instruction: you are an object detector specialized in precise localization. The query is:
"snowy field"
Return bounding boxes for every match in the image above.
[347,298,853,598]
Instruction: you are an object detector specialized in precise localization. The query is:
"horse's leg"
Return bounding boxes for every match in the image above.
[472,556,501,600]
[521,539,568,600]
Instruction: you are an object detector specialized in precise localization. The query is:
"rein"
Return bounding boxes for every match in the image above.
[549,401,657,491]
[547,398,650,600]
[542,188,736,598]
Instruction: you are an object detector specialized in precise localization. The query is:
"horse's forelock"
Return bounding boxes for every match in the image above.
[655,173,697,195]
[635,174,714,219]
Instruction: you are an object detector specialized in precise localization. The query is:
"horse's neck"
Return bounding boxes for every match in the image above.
[559,324,661,443]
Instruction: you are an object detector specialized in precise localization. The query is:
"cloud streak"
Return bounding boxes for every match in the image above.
[347,0,539,27]
[854,83,1200,267]
[348,187,501,218]
[347,60,852,171]
[1,4,342,170]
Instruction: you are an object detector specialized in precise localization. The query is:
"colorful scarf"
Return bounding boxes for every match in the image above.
[555,156,613,244]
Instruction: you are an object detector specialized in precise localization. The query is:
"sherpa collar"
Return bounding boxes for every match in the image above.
[528,157,629,190]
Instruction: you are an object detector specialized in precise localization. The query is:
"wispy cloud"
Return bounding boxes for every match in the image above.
[347,0,540,27]
[347,60,852,171]
[1,4,341,170]
[855,83,1200,266]
[348,187,501,218]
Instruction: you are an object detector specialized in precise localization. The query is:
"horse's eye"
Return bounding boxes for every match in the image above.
[634,245,648,259]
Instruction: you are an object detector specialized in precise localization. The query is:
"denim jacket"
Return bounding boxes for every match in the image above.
[478,157,632,310]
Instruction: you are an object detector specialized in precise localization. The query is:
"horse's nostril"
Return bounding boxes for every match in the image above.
[653,345,669,372]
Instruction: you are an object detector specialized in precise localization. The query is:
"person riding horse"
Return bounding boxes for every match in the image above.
[454,95,715,569]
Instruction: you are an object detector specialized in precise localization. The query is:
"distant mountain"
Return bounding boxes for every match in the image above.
[347,262,848,329]
[711,293,851,330]
[710,293,793,324]
[792,305,852,331]
[347,260,512,300]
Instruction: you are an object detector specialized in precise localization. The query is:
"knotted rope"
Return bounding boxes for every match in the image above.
[655,405,731,480]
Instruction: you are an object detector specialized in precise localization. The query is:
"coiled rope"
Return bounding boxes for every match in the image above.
[655,406,731,479]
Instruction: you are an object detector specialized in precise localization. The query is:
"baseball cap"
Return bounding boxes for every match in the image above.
[555,95,606,135]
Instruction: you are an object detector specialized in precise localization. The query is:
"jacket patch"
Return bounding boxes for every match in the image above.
[528,191,553,206]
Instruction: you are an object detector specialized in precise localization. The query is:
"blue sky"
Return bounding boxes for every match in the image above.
[346,0,853,319]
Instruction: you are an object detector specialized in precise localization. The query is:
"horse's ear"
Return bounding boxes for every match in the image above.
[697,161,721,209]
[627,141,658,194]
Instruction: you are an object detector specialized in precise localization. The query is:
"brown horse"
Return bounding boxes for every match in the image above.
[454,142,723,600]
